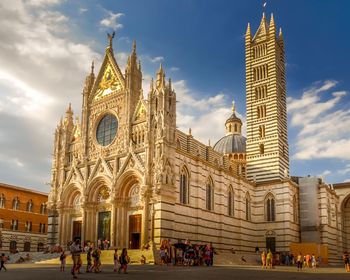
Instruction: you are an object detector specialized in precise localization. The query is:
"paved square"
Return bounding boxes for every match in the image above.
[0,264,349,280]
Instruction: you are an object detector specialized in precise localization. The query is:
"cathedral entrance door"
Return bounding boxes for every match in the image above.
[266,237,276,253]
[72,221,82,241]
[98,211,111,242]
[129,214,141,249]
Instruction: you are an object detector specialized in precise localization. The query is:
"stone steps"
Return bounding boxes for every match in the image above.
[36,249,155,265]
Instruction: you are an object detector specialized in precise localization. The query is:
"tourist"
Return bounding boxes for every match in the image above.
[92,247,101,273]
[343,251,349,272]
[86,248,92,273]
[113,249,119,272]
[266,250,273,269]
[261,250,267,268]
[70,239,82,279]
[296,252,303,271]
[209,243,215,266]
[118,248,130,274]
[160,245,167,265]
[204,245,211,266]
[103,239,109,250]
[59,251,66,272]
[140,254,146,264]
[0,253,7,272]
[305,253,311,268]
[311,254,316,269]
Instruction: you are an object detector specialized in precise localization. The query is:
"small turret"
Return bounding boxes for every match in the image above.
[225,100,242,136]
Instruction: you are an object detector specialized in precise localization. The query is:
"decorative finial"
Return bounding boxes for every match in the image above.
[246,23,251,35]
[270,13,275,27]
[150,78,154,91]
[168,78,172,91]
[189,128,192,136]
[208,139,211,146]
[232,99,235,113]
[91,60,94,74]
[279,27,283,38]
[107,31,115,48]
[132,40,136,53]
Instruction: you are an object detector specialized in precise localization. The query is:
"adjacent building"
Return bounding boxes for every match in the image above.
[0,182,48,252]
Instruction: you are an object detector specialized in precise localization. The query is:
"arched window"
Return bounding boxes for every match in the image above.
[293,195,298,223]
[234,124,237,132]
[265,193,276,222]
[26,200,33,212]
[24,242,31,252]
[206,178,214,211]
[228,186,234,217]
[245,193,251,221]
[180,167,189,204]
[12,197,20,210]
[0,194,5,208]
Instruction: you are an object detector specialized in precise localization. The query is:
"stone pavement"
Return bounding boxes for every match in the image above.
[0,264,349,280]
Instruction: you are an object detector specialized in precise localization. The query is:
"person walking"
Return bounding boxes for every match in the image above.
[113,249,119,272]
[60,251,66,272]
[343,251,350,272]
[118,248,130,274]
[266,250,273,269]
[311,254,316,269]
[0,253,7,272]
[86,248,92,273]
[296,252,303,271]
[261,251,267,269]
[70,239,82,279]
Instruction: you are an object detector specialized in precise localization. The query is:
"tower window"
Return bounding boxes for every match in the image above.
[265,194,276,221]
[260,144,265,154]
[259,125,265,138]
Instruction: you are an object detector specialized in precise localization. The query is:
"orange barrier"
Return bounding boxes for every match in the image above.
[290,243,328,264]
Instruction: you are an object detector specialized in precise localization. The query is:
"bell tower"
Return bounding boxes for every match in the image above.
[245,13,289,182]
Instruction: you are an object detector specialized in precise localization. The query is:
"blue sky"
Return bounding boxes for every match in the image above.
[0,0,349,192]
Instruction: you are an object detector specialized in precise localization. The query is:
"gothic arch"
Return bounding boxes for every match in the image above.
[179,165,190,204]
[245,192,251,221]
[61,183,82,207]
[206,176,215,211]
[86,175,112,203]
[228,185,234,217]
[115,170,143,198]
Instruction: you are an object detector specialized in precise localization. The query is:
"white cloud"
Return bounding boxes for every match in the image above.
[100,12,124,30]
[170,67,180,71]
[141,55,164,64]
[0,0,100,191]
[339,164,350,175]
[79,8,88,14]
[345,179,350,183]
[288,80,350,160]
[26,0,61,6]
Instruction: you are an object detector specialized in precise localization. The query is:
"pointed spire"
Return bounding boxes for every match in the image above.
[231,99,235,113]
[269,13,275,27]
[132,40,136,53]
[168,78,172,91]
[66,103,73,114]
[156,63,165,89]
[246,22,251,36]
[138,60,141,70]
[279,27,283,38]
[90,60,94,74]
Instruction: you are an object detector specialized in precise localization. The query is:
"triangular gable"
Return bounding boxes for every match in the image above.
[64,165,84,187]
[88,157,113,183]
[132,99,147,123]
[90,49,125,102]
[252,16,268,42]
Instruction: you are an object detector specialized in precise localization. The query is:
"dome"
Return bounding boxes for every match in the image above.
[213,134,246,154]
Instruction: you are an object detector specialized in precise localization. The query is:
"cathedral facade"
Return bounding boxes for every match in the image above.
[47,14,349,264]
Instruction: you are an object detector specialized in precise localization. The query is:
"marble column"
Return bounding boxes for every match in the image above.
[110,204,116,247]
[141,196,150,247]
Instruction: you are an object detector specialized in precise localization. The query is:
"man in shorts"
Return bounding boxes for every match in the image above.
[70,239,82,279]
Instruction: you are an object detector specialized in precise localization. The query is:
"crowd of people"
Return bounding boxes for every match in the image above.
[159,239,215,266]
[64,239,131,279]
[260,250,321,270]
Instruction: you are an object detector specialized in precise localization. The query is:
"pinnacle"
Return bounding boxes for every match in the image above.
[270,13,275,27]
[132,40,136,53]
[246,23,251,35]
